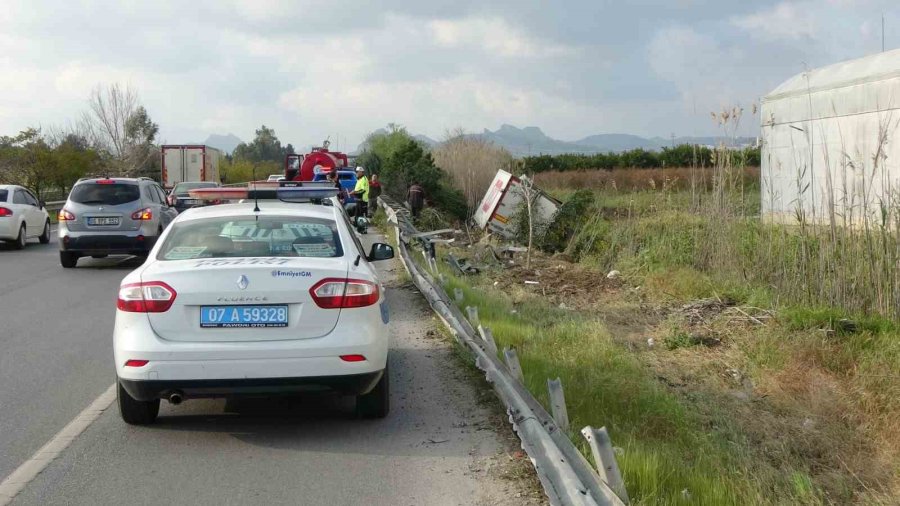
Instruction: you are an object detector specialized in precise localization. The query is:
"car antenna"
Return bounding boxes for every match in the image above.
[252,165,260,218]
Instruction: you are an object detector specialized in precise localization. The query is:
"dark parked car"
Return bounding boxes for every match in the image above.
[167,182,221,213]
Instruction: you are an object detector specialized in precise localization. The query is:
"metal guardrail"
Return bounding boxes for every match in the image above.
[378,196,628,506]
[45,201,65,214]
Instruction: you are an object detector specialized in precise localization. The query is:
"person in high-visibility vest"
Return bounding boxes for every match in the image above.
[351,166,369,219]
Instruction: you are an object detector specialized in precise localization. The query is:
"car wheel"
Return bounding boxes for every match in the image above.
[117,380,160,425]
[13,224,26,250]
[39,220,51,244]
[356,362,390,419]
[60,251,79,268]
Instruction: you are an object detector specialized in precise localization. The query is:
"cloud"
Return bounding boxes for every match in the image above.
[4,0,899,148]
[731,2,817,40]
[428,17,576,58]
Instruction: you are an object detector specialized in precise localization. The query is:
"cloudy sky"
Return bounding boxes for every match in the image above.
[0,0,895,149]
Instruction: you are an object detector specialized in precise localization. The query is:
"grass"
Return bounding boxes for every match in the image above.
[432,267,798,505]
[422,242,900,503]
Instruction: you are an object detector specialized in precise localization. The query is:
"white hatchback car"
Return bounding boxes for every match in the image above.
[113,196,394,424]
[0,184,51,249]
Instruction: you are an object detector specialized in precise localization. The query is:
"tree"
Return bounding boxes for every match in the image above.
[84,84,158,175]
[433,129,514,217]
[358,124,467,220]
[5,128,58,200]
[233,125,292,162]
[51,132,100,194]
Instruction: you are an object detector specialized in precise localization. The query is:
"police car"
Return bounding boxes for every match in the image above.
[113,186,394,424]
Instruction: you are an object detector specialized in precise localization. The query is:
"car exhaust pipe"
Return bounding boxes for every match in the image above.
[168,392,184,405]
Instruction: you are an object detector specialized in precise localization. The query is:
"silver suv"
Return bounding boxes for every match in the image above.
[58,177,178,268]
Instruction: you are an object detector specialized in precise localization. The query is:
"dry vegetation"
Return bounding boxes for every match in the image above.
[432,130,515,216]
[535,166,760,193]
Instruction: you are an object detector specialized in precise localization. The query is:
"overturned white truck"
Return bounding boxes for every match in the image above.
[474,169,560,240]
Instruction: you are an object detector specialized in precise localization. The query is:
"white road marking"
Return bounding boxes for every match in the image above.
[0,384,116,505]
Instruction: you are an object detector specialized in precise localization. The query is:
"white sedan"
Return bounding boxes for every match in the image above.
[0,184,51,249]
[113,197,394,424]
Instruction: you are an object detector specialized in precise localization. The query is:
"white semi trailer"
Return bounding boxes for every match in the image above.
[161,145,221,189]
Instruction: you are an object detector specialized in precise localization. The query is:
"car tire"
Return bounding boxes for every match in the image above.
[39,220,50,244]
[117,380,160,425]
[13,224,26,250]
[60,251,79,268]
[356,362,390,419]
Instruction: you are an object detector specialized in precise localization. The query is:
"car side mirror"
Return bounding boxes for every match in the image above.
[367,243,394,262]
[39,201,45,209]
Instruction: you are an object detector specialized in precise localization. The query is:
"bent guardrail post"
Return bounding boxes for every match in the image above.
[477,325,499,357]
[547,378,570,432]
[465,306,480,327]
[581,427,629,504]
[503,347,525,384]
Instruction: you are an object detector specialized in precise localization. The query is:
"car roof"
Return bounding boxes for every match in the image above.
[176,201,340,223]
[0,184,20,190]
[74,177,149,185]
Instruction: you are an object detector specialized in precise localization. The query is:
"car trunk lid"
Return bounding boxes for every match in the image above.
[142,257,347,342]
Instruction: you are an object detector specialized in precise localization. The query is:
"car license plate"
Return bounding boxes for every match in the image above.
[87,217,119,226]
[184,199,200,205]
[200,305,288,328]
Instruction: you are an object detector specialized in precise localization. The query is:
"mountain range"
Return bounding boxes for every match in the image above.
[204,126,755,158]
[410,125,756,156]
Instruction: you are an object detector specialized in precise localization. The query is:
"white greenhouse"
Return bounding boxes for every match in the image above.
[761,48,900,225]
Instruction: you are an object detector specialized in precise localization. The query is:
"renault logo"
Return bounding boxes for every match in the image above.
[237,275,249,290]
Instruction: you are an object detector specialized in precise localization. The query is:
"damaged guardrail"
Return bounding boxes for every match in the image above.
[378,196,628,506]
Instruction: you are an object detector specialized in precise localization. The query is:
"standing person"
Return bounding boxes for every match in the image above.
[327,172,346,205]
[367,174,382,217]
[351,166,369,219]
[407,181,425,219]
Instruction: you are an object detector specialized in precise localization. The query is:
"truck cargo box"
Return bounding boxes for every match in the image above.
[161,145,221,189]
[474,169,560,240]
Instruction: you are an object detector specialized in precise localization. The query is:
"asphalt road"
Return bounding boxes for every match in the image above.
[0,229,542,505]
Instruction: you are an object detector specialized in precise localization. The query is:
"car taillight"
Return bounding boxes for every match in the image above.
[131,208,152,220]
[117,282,177,313]
[309,278,379,309]
[58,209,75,221]
[0,207,12,217]
[96,179,116,184]
[124,359,149,367]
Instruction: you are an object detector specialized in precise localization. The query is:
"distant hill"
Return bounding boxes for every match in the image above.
[475,125,755,156]
[203,133,243,154]
[353,125,756,157]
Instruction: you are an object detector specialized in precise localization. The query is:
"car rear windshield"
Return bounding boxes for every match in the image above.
[0,190,7,202]
[69,183,141,206]
[172,182,218,195]
[158,216,344,260]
